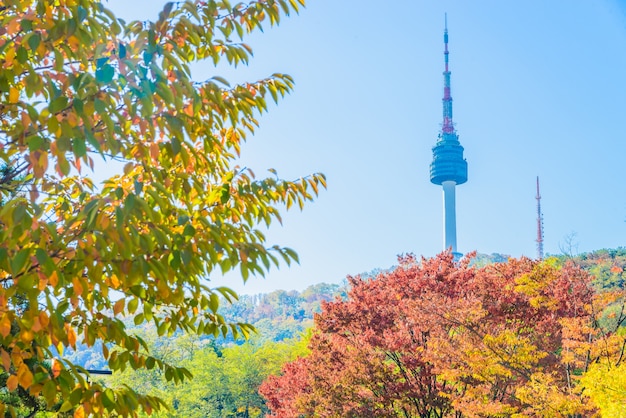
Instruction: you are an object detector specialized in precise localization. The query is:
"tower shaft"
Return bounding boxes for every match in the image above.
[443,181,457,252]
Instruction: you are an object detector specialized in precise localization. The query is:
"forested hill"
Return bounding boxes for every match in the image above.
[66,248,625,370]
[219,282,348,343]
[60,249,625,417]
[65,282,348,370]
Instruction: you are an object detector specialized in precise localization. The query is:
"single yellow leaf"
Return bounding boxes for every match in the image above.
[0,349,11,372]
[17,363,33,389]
[20,329,34,343]
[8,87,19,104]
[66,325,77,348]
[0,315,11,338]
[110,274,120,288]
[38,275,48,291]
[74,405,86,418]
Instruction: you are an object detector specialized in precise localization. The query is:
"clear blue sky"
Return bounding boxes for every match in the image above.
[104,0,626,294]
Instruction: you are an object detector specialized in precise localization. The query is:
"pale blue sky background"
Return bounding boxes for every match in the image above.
[104,0,626,294]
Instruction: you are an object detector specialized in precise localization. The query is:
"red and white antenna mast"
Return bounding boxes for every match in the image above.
[536,177,544,260]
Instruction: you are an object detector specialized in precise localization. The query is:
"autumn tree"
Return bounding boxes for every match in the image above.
[112,326,309,418]
[261,253,598,417]
[566,265,626,416]
[0,0,323,416]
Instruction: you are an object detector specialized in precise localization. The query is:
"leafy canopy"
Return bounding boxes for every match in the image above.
[0,0,323,416]
[261,254,603,417]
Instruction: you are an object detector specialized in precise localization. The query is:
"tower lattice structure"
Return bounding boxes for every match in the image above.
[536,177,544,260]
[430,15,468,255]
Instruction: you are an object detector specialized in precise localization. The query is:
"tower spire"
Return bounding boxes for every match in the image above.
[430,16,468,255]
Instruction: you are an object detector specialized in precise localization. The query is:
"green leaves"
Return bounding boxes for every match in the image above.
[96,64,115,83]
[48,96,68,114]
[0,0,320,416]
[27,33,41,52]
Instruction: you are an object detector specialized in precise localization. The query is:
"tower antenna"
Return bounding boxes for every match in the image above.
[536,176,544,260]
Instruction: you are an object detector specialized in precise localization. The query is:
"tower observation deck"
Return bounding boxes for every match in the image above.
[430,16,468,254]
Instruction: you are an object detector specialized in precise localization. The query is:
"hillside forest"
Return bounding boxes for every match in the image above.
[26,249,624,417]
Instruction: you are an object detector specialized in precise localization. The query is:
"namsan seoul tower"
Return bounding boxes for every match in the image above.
[430,15,468,256]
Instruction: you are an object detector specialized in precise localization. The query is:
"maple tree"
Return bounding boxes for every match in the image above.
[0,0,324,416]
[261,254,599,417]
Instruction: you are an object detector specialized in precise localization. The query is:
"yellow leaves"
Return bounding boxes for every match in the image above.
[3,47,16,69]
[8,87,19,103]
[580,361,626,417]
[0,314,12,338]
[74,405,86,418]
[67,35,81,51]
[20,329,34,343]
[17,362,34,389]
[38,273,48,291]
[0,349,10,372]
[515,372,587,417]
[109,274,121,289]
[3,362,35,392]
[0,0,317,414]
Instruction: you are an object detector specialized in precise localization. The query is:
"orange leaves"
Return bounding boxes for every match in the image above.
[109,274,121,289]
[6,375,19,391]
[72,277,84,297]
[4,17,21,38]
[263,255,597,417]
[65,324,77,349]
[51,359,62,378]
[74,405,86,418]
[113,298,125,315]
[48,271,59,287]
[3,364,34,392]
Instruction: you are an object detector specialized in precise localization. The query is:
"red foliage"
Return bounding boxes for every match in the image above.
[260,253,595,417]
